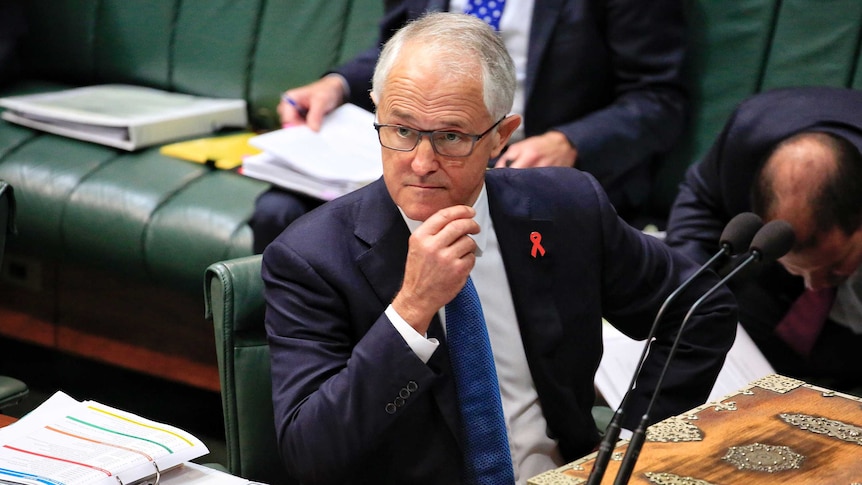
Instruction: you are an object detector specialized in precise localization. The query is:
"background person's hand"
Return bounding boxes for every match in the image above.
[495,131,578,168]
[278,74,347,131]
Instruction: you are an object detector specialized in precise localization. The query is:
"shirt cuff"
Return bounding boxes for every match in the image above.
[385,304,439,363]
[323,72,351,102]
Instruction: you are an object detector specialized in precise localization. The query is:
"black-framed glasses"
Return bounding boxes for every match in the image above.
[373,117,506,157]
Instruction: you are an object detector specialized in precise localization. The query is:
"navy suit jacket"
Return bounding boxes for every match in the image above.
[335,0,687,214]
[665,86,862,389]
[263,168,736,484]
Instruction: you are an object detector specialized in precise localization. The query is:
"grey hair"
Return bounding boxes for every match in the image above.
[371,12,516,121]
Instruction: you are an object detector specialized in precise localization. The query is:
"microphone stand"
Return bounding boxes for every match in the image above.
[584,249,726,485]
[611,250,763,485]
[586,212,763,485]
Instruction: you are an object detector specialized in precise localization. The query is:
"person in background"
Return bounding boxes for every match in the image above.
[263,12,735,484]
[249,0,688,253]
[0,1,26,88]
[665,86,862,394]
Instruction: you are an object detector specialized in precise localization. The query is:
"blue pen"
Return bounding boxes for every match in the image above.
[281,94,308,118]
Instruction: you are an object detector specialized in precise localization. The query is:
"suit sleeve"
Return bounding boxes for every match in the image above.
[664,123,736,265]
[590,173,738,427]
[561,0,687,182]
[262,239,439,484]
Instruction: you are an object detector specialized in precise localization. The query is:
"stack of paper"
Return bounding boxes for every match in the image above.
[0,84,248,151]
[0,391,211,485]
[242,103,381,201]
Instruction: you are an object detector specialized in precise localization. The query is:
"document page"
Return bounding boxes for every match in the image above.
[0,391,208,485]
[595,322,775,411]
[248,103,381,183]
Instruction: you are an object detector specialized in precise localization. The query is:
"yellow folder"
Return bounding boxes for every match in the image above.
[159,132,261,170]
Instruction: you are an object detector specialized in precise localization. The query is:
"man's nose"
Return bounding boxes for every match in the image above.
[411,136,438,174]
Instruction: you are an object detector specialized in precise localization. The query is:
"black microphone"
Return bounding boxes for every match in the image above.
[585,212,763,485]
[611,219,795,485]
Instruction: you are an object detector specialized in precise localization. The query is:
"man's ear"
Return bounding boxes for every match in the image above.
[370,91,379,107]
[491,114,522,158]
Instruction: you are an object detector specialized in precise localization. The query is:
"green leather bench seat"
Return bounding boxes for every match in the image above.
[649,0,862,217]
[0,116,267,293]
[0,0,383,387]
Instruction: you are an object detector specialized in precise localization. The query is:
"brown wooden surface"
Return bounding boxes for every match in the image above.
[0,255,220,391]
[531,376,862,484]
[0,414,15,427]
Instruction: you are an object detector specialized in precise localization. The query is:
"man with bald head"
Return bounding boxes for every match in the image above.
[666,87,862,393]
[263,12,735,485]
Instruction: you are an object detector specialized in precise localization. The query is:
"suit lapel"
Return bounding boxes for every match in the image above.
[353,180,462,443]
[487,174,564,359]
[354,180,410,306]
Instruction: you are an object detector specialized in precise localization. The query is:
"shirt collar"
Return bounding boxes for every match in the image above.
[398,184,489,257]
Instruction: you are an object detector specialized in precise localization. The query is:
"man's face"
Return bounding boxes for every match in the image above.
[375,45,517,221]
[778,224,862,290]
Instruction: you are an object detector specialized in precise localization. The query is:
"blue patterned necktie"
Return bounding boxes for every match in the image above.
[445,277,515,484]
[464,0,507,31]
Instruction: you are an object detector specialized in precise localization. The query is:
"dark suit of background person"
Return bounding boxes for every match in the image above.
[665,86,862,393]
[249,0,688,253]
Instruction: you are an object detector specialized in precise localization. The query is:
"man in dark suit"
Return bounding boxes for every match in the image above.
[665,86,862,393]
[263,13,734,484]
[250,0,688,252]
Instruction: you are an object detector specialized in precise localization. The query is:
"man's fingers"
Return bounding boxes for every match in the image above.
[415,205,477,236]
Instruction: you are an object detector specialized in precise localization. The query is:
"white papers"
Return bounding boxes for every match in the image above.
[0,84,247,150]
[157,462,256,485]
[0,391,209,485]
[595,322,775,413]
[242,103,381,200]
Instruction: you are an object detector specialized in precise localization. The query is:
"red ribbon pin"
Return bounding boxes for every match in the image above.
[530,231,545,258]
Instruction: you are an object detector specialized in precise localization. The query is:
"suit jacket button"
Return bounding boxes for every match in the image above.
[407,381,418,392]
[399,388,410,399]
[385,403,397,414]
[394,397,405,407]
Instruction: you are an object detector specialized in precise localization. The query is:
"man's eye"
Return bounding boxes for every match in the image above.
[440,132,464,143]
[395,127,413,138]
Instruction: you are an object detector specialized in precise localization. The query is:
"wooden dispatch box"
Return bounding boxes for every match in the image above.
[529,374,862,484]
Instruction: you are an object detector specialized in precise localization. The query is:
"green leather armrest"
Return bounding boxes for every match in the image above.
[0,376,28,410]
[205,255,292,485]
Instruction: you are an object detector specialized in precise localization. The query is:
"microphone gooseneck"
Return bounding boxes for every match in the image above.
[585,212,763,485]
[611,219,795,485]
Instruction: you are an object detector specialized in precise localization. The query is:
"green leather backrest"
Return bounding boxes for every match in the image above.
[17,0,384,130]
[204,255,293,485]
[650,0,862,218]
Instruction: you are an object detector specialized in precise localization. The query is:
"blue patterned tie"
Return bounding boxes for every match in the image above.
[464,0,507,31]
[445,277,515,484]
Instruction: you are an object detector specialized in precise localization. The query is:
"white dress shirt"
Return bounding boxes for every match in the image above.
[385,184,563,484]
[829,269,862,334]
[450,0,534,142]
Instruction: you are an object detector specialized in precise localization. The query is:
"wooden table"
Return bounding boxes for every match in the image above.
[529,374,862,484]
[0,414,16,427]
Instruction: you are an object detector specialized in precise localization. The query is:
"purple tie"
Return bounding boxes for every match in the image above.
[774,287,837,357]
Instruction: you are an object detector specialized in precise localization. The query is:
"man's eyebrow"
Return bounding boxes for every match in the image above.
[385,110,471,131]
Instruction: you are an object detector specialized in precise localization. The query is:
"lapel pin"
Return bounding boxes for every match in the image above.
[530,231,546,258]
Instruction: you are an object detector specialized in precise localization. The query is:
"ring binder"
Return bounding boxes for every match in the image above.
[0,391,209,485]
